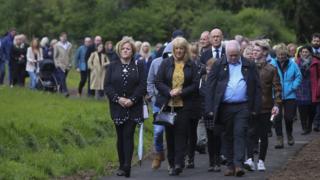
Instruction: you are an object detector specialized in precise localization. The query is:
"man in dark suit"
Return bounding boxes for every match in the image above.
[205,40,261,177]
[200,28,226,64]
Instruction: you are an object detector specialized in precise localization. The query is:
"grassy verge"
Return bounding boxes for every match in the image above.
[0,86,153,179]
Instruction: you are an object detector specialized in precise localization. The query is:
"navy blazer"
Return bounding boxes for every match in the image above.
[200,46,226,64]
[205,57,262,125]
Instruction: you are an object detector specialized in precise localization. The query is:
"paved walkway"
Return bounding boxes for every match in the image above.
[102,121,319,180]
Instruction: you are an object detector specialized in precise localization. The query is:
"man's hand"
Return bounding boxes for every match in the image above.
[76,68,80,72]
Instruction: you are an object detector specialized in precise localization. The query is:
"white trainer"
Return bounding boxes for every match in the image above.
[244,158,255,171]
[257,160,266,171]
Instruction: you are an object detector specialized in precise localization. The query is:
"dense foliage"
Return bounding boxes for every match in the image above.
[0,0,319,43]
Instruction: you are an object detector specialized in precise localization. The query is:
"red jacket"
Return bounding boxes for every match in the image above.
[310,56,320,103]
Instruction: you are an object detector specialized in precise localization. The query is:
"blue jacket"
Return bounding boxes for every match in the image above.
[1,34,14,62]
[74,45,88,71]
[0,39,3,62]
[270,58,302,100]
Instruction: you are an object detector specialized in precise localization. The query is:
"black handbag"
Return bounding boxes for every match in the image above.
[153,106,177,126]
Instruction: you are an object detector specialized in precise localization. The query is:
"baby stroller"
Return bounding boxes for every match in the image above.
[36,59,59,92]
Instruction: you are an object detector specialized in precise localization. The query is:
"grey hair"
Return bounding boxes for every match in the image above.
[40,37,49,47]
[225,40,241,54]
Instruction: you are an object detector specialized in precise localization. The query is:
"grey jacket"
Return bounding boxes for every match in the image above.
[147,42,173,103]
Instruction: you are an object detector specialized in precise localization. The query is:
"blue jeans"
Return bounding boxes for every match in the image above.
[28,71,37,89]
[152,101,165,153]
[0,61,5,84]
[154,123,165,152]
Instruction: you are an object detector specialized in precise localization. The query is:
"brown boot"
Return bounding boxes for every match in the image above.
[159,151,165,161]
[152,152,164,169]
[274,136,284,149]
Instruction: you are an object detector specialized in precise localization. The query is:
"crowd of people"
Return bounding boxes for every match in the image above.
[1,27,320,178]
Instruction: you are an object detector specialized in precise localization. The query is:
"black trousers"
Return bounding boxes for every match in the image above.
[78,70,87,95]
[218,103,250,168]
[87,70,95,97]
[298,104,315,131]
[11,63,26,86]
[165,108,190,167]
[247,113,270,161]
[206,127,221,165]
[115,120,137,170]
[274,100,296,137]
[187,117,199,160]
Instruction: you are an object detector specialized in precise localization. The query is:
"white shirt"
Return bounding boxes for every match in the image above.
[212,45,223,59]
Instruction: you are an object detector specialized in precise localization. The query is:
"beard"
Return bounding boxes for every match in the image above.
[312,44,320,49]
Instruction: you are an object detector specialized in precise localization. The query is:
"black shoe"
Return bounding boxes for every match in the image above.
[301,130,311,135]
[196,145,206,154]
[186,161,194,169]
[116,169,125,176]
[313,127,319,132]
[186,160,194,169]
[220,155,227,165]
[174,166,183,175]
[123,166,131,178]
[209,164,222,172]
[208,166,214,172]
[268,131,273,137]
[168,166,183,176]
[168,167,175,176]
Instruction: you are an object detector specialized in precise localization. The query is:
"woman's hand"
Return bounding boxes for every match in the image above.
[170,88,182,97]
[124,99,134,107]
[118,97,127,107]
[118,97,134,108]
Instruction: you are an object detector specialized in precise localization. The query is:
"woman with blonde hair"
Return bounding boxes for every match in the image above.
[26,38,43,89]
[270,43,302,148]
[243,44,254,61]
[105,37,146,177]
[10,34,27,87]
[156,37,199,176]
[136,41,153,77]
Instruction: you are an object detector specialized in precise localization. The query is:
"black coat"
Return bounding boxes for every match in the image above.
[200,46,226,64]
[191,60,206,118]
[106,50,119,62]
[155,57,199,110]
[104,59,146,122]
[10,45,27,66]
[205,57,262,126]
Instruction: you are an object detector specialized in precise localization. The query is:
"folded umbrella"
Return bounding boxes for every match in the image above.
[138,123,144,166]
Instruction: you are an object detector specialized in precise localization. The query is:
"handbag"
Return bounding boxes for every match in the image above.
[153,106,177,126]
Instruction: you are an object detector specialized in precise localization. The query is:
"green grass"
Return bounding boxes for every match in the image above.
[67,69,81,90]
[0,87,153,179]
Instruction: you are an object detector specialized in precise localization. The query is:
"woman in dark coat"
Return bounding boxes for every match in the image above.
[10,35,27,87]
[155,37,199,176]
[296,45,315,135]
[104,37,146,178]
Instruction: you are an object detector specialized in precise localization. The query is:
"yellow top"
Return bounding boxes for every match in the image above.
[168,61,184,107]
